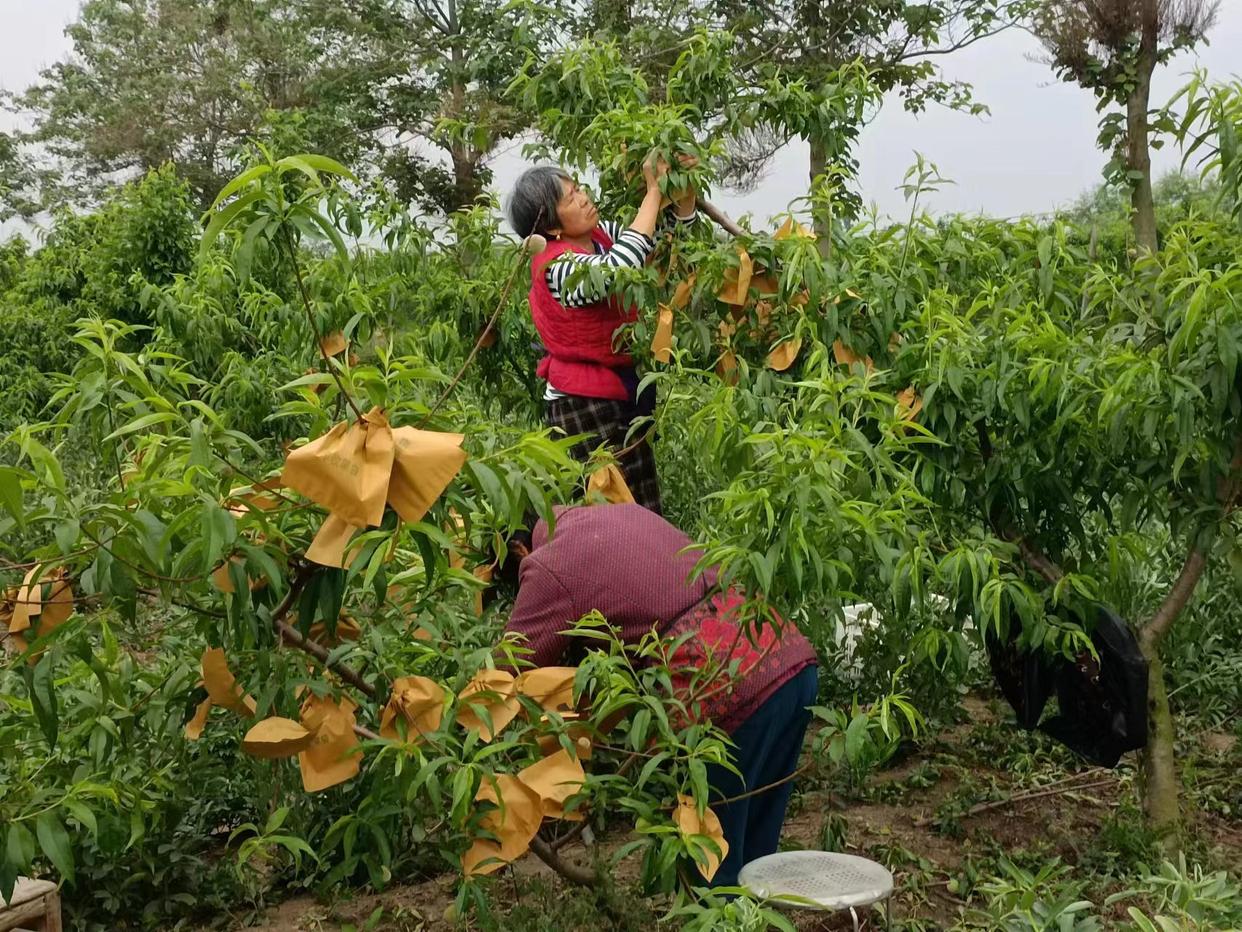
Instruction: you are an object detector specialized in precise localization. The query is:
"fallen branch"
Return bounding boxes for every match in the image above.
[914,772,1114,828]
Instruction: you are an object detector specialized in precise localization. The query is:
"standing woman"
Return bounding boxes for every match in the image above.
[506,156,696,514]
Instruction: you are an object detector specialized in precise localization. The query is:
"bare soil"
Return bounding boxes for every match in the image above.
[222,695,1242,931]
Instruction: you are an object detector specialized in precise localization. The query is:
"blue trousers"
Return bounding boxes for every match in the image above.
[704,665,818,887]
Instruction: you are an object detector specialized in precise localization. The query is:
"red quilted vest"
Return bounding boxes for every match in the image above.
[529,226,638,401]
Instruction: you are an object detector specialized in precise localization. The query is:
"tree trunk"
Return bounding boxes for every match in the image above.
[1138,647,1181,855]
[448,140,483,212]
[1127,0,1160,255]
[1136,546,1208,854]
[442,0,481,214]
[807,135,832,259]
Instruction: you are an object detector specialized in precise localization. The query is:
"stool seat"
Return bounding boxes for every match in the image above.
[738,851,894,910]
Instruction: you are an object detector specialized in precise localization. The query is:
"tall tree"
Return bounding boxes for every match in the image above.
[1033,0,1219,254]
[11,0,387,209]
[562,0,1034,246]
[354,0,557,213]
[10,0,553,214]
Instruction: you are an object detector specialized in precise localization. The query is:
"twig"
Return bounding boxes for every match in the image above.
[712,761,814,808]
[79,524,215,585]
[418,243,528,428]
[914,774,1115,828]
[216,451,302,508]
[279,224,365,421]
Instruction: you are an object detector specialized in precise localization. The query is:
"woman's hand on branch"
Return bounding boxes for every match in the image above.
[641,152,668,192]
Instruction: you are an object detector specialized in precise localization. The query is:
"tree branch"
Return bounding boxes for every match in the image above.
[277,619,379,700]
[528,836,597,886]
[1140,548,1207,651]
[1141,434,1242,649]
[892,21,1023,62]
[695,196,744,238]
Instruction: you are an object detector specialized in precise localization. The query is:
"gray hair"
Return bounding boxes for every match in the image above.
[506,166,570,238]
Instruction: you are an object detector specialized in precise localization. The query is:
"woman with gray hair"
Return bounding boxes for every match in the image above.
[507,156,697,514]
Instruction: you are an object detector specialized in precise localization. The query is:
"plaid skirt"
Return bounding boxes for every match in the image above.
[546,392,662,514]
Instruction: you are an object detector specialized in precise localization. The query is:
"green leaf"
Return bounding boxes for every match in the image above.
[210,164,273,210]
[276,156,323,188]
[54,518,80,557]
[280,153,359,184]
[188,418,211,471]
[63,799,98,838]
[298,205,351,265]
[6,823,35,872]
[239,544,285,599]
[103,411,178,442]
[24,654,58,751]
[201,190,265,258]
[0,466,27,531]
[35,812,74,883]
[843,712,869,764]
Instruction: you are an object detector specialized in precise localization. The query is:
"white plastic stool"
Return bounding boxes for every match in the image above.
[738,851,894,930]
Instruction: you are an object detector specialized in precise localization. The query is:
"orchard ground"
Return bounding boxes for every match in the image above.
[204,695,1242,931]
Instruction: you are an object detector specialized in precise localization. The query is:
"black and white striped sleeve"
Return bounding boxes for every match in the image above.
[545,225,656,308]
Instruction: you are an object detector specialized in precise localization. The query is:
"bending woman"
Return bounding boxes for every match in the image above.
[506,157,696,514]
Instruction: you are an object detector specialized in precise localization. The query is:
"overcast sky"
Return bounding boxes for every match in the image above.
[2,0,1240,229]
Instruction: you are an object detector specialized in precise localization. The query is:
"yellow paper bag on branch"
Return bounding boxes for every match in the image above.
[463,774,544,877]
[225,477,284,514]
[202,648,258,716]
[39,569,74,635]
[298,694,362,792]
[716,248,753,306]
[518,749,586,821]
[307,613,362,646]
[651,305,674,364]
[586,464,635,505]
[9,564,45,635]
[386,427,467,524]
[380,675,446,741]
[243,717,316,758]
[673,795,729,882]
[897,387,924,420]
[471,563,493,617]
[456,669,520,742]
[281,407,395,528]
[766,338,803,372]
[670,274,696,311]
[185,698,213,740]
[305,513,365,568]
[537,725,594,761]
[832,340,874,373]
[320,331,348,357]
[212,556,268,594]
[516,667,577,713]
[774,217,814,240]
[751,273,779,296]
